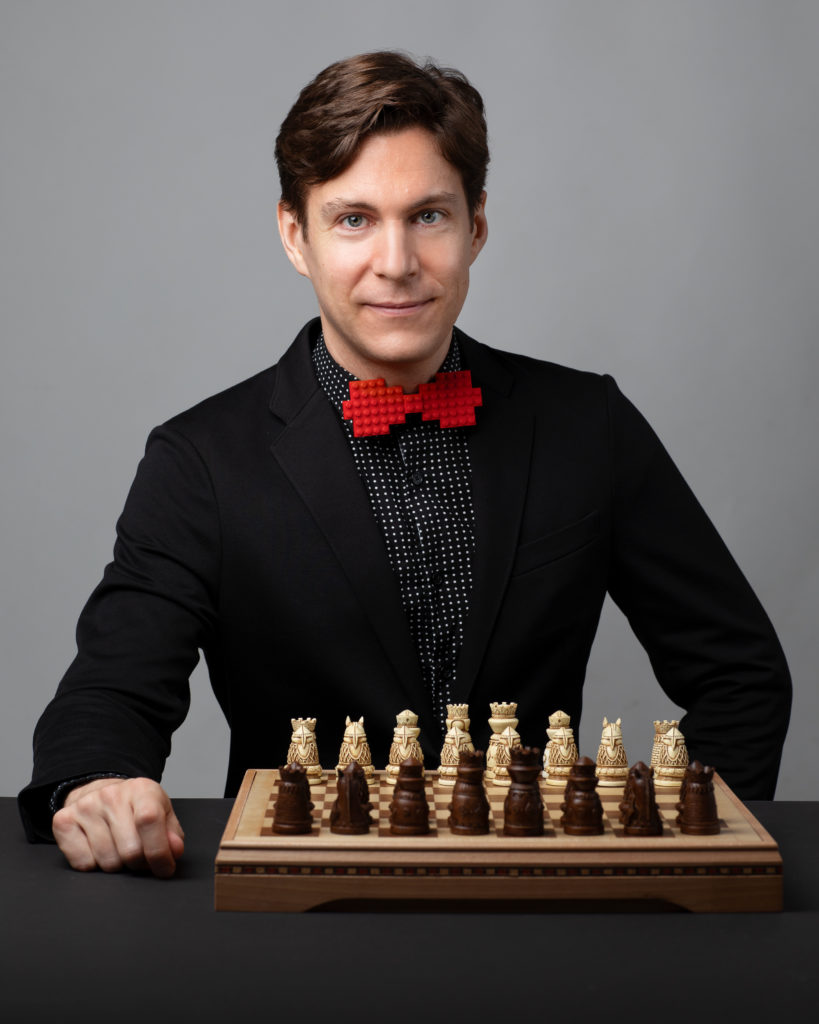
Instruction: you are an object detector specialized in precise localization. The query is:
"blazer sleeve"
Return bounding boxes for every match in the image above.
[605,376,791,799]
[18,425,221,840]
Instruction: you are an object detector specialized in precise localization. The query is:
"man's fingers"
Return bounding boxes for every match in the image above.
[51,810,99,871]
[133,785,179,878]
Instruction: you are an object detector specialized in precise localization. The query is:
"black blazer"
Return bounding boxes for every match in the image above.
[20,320,791,837]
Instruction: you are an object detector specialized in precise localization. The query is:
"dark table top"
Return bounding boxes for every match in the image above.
[1,796,816,1022]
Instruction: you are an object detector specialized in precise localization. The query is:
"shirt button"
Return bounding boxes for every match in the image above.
[411,469,425,487]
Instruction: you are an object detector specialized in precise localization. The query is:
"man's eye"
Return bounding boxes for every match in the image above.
[342,214,366,229]
[418,210,442,224]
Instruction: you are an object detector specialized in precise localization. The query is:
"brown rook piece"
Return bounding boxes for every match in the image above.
[448,749,490,835]
[330,761,374,835]
[676,761,721,835]
[503,746,544,837]
[619,761,663,836]
[272,763,314,835]
[560,756,604,835]
[388,757,430,835]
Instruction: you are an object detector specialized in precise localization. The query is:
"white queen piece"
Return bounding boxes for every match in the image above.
[485,701,520,786]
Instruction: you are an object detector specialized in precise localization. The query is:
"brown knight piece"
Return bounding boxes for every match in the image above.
[330,762,373,835]
[676,761,721,835]
[388,757,430,835]
[272,762,314,835]
[448,749,490,835]
[503,746,544,837]
[619,761,663,836]
[560,756,604,836]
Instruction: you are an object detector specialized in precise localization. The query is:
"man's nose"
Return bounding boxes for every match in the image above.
[371,222,419,280]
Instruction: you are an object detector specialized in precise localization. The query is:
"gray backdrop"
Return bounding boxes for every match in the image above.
[2,1,816,799]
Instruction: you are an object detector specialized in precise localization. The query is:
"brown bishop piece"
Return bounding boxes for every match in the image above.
[388,757,430,835]
[503,746,544,837]
[560,756,604,836]
[619,761,663,836]
[448,749,490,835]
[330,762,374,835]
[272,763,314,835]
[676,761,721,835]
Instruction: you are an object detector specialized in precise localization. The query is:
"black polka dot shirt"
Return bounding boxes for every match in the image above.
[313,333,476,737]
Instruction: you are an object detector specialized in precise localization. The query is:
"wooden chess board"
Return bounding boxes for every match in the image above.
[214,769,782,912]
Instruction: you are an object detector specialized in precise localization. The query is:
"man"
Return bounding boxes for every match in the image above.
[19,52,791,877]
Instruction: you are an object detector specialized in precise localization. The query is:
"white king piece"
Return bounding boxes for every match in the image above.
[286,717,324,785]
[385,709,424,784]
[437,704,474,786]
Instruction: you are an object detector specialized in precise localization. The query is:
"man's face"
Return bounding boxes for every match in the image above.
[278,126,487,387]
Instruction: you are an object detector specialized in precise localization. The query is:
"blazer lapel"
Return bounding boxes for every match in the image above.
[455,333,535,703]
[267,322,432,723]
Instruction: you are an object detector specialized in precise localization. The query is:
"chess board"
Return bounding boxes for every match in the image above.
[214,769,782,912]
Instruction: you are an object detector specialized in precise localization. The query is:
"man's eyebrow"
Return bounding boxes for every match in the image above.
[319,192,461,220]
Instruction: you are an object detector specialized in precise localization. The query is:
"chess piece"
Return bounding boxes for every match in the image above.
[676,761,721,835]
[438,703,474,786]
[448,749,490,835]
[385,709,424,785]
[650,719,678,773]
[330,762,373,835]
[336,715,375,786]
[560,756,604,835]
[286,717,324,785]
[388,757,430,835]
[485,701,521,785]
[544,725,579,787]
[619,761,663,836]
[653,725,689,788]
[542,709,570,776]
[595,716,629,787]
[503,746,544,837]
[272,763,314,834]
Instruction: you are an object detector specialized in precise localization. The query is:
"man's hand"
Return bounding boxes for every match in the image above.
[52,777,184,878]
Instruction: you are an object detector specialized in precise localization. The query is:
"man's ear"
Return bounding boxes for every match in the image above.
[470,190,488,265]
[277,202,310,278]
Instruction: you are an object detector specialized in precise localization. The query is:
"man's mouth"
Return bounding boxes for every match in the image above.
[365,299,433,316]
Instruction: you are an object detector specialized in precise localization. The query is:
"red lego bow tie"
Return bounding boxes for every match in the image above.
[342,371,483,437]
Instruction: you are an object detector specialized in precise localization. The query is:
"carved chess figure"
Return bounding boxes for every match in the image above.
[336,715,375,785]
[485,701,520,785]
[286,717,324,785]
[330,762,374,835]
[388,757,430,835]
[544,725,579,787]
[650,719,679,773]
[448,749,490,835]
[503,746,544,837]
[385,709,424,785]
[676,761,721,835]
[560,756,604,835]
[272,762,314,835]
[619,760,663,836]
[542,709,570,775]
[438,703,474,786]
[653,725,689,788]
[595,716,629,787]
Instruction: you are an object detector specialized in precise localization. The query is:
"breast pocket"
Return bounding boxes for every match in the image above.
[511,511,601,578]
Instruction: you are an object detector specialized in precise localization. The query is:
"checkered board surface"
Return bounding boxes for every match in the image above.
[236,770,752,849]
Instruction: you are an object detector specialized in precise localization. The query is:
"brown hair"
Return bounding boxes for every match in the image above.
[275,51,489,226]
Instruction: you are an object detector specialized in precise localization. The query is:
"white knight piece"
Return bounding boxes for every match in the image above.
[595,716,629,787]
[336,716,375,785]
[385,709,424,784]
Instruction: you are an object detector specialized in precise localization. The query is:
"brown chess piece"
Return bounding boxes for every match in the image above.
[503,746,544,837]
[448,749,490,835]
[560,756,604,835]
[272,762,314,834]
[330,761,373,835]
[619,761,663,836]
[388,757,430,835]
[676,761,720,835]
